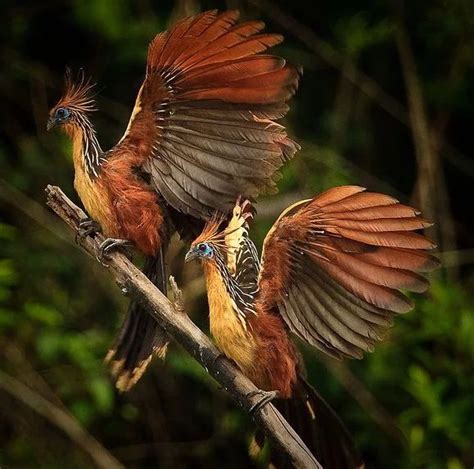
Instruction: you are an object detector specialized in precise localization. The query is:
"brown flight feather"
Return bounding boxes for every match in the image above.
[257,186,440,360]
[117,9,301,219]
[50,10,301,392]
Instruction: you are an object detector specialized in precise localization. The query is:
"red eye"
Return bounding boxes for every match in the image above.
[198,244,207,252]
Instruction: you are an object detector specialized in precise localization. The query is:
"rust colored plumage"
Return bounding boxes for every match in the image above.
[48,10,300,390]
[57,69,97,113]
[258,186,439,361]
[188,186,439,467]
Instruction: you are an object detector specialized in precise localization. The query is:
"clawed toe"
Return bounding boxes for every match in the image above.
[76,218,101,243]
[96,238,133,266]
[247,389,279,415]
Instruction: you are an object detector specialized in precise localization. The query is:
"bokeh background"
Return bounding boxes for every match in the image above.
[1,0,474,467]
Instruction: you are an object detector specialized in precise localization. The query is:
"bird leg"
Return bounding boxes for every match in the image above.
[247,389,279,415]
[76,217,101,243]
[96,238,134,266]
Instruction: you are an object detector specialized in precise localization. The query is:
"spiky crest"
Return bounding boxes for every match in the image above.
[192,199,254,255]
[55,68,97,113]
[191,212,229,251]
[50,69,104,177]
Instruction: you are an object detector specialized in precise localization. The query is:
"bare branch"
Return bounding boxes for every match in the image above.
[0,368,124,469]
[248,0,474,180]
[395,24,457,273]
[319,356,405,445]
[45,185,322,469]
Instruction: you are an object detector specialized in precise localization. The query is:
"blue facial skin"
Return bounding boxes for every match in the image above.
[185,242,214,263]
[55,107,71,121]
[47,107,72,130]
[196,242,213,258]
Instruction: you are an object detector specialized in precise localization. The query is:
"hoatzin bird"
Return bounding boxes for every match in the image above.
[186,186,440,468]
[47,10,300,390]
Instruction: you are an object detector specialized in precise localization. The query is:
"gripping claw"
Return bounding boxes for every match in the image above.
[76,217,101,243]
[247,389,279,415]
[96,238,133,266]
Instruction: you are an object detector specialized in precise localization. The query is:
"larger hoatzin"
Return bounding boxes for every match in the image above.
[186,186,439,468]
[47,10,300,390]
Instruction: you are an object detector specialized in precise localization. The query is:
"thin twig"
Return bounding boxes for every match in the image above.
[0,369,124,469]
[0,178,73,246]
[45,184,322,469]
[247,0,474,179]
[395,23,457,274]
[319,356,405,445]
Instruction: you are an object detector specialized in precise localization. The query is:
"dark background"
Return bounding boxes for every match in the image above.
[1,0,473,467]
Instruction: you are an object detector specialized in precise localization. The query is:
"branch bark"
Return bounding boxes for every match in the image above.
[248,0,474,180]
[44,185,321,469]
[395,23,457,275]
[0,369,125,469]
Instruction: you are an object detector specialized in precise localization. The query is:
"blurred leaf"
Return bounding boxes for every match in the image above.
[89,376,114,413]
[0,307,16,328]
[409,425,425,451]
[0,223,16,241]
[36,331,63,362]
[71,399,94,426]
[334,13,394,57]
[0,260,18,286]
[24,302,63,326]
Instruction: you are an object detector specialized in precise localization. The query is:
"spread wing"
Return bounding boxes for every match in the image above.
[118,10,300,219]
[256,186,440,359]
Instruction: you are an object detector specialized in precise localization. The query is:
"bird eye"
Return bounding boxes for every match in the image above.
[198,243,207,252]
[56,107,70,119]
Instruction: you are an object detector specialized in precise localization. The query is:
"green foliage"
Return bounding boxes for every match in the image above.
[334,13,394,57]
[347,281,474,467]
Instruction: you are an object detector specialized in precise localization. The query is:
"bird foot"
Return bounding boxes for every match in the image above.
[96,238,133,266]
[247,389,279,415]
[76,217,101,243]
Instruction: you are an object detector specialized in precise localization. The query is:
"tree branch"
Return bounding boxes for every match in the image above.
[395,21,457,275]
[44,185,321,469]
[0,369,125,469]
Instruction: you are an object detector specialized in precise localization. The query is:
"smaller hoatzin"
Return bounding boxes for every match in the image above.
[185,186,440,468]
[47,10,300,390]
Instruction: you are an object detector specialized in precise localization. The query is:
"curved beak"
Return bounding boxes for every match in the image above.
[185,248,198,263]
[46,117,57,131]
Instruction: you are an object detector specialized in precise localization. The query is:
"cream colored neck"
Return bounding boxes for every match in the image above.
[67,119,103,178]
[71,127,86,173]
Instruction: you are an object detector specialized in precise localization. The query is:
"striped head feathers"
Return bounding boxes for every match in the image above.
[47,69,97,133]
[185,198,254,265]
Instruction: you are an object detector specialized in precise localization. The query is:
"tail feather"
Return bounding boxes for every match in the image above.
[270,376,364,468]
[105,255,169,392]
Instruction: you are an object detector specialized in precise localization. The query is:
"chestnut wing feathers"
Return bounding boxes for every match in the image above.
[257,186,440,359]
[118,10,300,219]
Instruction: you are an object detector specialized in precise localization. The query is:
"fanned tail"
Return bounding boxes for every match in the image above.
[283,376,364,468]
[252,375,364,468]
[105,255,169,392]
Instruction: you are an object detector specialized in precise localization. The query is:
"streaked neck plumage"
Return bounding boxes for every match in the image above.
[207,242,259,322]
[69,113,104,178]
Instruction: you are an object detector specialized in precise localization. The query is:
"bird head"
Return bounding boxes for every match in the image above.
[185,241,215,263]
[186,198,254,266]
[186,213,224,264]
[47,106,74,131]
[47,69,96,133]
